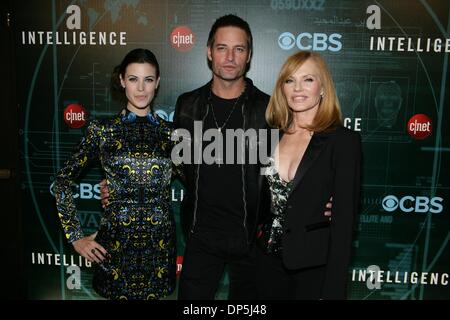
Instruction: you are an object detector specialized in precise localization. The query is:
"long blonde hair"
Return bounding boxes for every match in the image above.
[266,51,342,132]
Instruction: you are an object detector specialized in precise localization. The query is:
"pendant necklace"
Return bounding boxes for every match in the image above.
[209,86,245,134]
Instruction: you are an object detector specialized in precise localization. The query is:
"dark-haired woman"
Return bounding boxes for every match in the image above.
[54,49,176,300]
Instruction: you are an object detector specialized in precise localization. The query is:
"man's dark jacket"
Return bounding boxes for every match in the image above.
[173,78,270,243]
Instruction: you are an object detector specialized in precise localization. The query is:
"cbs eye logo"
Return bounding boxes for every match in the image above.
[278,32,296,50]
[382,195,398,212]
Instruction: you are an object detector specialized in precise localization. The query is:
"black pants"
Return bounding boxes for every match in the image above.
[254,245,326,300]
[178,229,257,300]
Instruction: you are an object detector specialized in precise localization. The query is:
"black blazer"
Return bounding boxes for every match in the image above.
[260,125,361,299]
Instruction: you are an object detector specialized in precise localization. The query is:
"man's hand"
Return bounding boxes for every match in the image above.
[72,233,108,263]
[99,179,109,208]
[324,197,332,220]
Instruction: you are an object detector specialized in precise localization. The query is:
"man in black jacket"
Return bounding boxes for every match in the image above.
[173,14,270,300]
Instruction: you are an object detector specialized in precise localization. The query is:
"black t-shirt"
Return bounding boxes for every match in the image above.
[196,92,246,235]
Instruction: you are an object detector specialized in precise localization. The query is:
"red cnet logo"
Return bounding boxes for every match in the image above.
[170,26,195,52]
[407,114,432,140]
[176,256,183,277]
[64,103,87,128]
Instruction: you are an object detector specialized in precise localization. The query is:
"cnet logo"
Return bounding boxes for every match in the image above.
[64,103,87,128]
[407,114,432,140]
[170,26,195,52]
[176,256,183,276]
[382,195,443,213]
[278,32,342,52]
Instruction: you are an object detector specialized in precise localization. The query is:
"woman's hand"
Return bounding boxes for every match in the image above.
[99,179,110,208]
[72,233,108,263]
[325,196,332,220]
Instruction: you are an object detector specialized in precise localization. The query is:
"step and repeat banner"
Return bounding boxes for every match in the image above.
[17,0,449,299]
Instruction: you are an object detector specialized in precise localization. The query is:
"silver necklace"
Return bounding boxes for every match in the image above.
[209,89,244,133]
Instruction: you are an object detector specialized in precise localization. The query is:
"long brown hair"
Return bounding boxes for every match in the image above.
[266,51,342,132]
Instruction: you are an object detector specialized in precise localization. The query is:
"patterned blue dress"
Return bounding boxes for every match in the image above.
[54,110,177,300]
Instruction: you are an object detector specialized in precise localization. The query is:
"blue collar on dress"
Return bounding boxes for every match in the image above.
[121,108,160,125]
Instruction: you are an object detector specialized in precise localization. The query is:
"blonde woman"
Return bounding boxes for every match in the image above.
[255,51,361,299]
